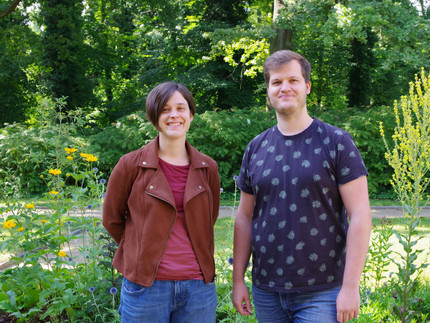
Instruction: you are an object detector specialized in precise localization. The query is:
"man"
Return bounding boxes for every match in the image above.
[232,50,371,323]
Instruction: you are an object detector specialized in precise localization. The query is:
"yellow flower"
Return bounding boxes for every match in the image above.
[80,153,89,158]
[66,156,73,161]
[41,219,47,223]
[49,190,59,195]
[64,147,78,154]
[2,220,17,229]
[49,169,62,175]
[86,155,98,162]
[58,251,66,257]
[66,173,70,177]
[25,203,35,209]
[40,174,44,178]
[18,227,24,232]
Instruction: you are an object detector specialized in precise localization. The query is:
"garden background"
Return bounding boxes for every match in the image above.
[1,0,430,322]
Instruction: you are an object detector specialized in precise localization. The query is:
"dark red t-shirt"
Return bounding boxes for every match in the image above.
[155,158,203,280]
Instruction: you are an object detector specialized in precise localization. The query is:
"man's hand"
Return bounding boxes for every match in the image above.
[232,281,253,316]
[336,285,360,322]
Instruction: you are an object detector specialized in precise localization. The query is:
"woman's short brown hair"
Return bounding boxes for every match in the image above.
[145,82,196,129]
[264,50,311,84]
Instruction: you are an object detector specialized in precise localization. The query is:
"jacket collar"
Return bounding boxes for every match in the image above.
[139,135,208,170]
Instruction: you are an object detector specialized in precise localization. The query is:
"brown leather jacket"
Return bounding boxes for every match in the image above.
[102,136,220,287]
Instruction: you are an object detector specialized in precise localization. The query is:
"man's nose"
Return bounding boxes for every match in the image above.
[280,81,291,92]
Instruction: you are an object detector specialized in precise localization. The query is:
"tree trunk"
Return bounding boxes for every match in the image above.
[270,0,293,53]
[267,0,293,110]
[0,0,21,18]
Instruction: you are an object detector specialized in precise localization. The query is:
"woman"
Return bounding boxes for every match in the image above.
[102,82,220,322]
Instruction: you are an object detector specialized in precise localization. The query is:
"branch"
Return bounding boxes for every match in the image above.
[0,0,22,19]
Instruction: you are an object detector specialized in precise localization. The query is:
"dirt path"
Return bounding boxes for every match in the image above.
[64,206,430,219]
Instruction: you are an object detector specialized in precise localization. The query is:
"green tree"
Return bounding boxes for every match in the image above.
[0,3,39,125]
[275,0,430,109]
[40,0,94,110]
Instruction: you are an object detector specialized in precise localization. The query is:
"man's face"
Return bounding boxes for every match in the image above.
[267,60,311,118]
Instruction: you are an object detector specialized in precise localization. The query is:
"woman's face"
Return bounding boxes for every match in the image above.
[157,90,194,140]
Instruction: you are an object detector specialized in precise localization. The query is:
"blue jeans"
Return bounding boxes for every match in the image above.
[119,277,217,323]
[252,285,340,323]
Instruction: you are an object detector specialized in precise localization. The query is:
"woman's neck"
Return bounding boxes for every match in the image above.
[158,135,189,166]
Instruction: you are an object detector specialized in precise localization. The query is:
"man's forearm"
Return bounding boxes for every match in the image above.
[233,214,252,282]
[342,213,372,287]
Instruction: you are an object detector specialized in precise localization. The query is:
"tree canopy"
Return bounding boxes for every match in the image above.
[0,0,429,126]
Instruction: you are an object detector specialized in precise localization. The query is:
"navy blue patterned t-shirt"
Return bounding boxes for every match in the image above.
[237,118,368,293]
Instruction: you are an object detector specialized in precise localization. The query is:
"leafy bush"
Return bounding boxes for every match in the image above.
[0,97,397,198]
[88,108,276,192]
[89,112,157,176]
[188,109,276,190]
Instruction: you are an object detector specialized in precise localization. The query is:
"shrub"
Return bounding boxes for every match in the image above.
[89,108,276,192]
[0,98,396,198]
[188,109,276,190]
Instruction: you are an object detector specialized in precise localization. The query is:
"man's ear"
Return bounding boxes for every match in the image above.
[306,82,311,95]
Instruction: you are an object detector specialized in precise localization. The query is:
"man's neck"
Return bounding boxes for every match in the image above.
[276,111,313,136]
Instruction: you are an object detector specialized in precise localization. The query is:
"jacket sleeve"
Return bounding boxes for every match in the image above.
[102,156,134,244]
[209,161,221,224]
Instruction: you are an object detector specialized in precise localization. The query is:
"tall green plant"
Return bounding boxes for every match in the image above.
[379,68,430,323]
[362,216,393,290]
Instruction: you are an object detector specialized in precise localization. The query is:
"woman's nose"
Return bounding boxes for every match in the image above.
[169,108,179,117]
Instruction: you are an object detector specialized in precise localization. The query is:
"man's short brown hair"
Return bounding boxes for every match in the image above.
[264,50,311,84]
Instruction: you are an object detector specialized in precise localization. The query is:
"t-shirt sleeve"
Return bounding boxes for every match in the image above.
[335,132,368,186]
[237,143,254,195]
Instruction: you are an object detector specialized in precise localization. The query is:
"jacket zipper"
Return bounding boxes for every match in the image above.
[145,191,177,285]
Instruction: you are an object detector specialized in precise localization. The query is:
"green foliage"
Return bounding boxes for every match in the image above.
[39,0,95,109]
[89,108,276,192]
[0,98,87,196]
[188,109,276,190]
[273,0,430,110]
[362,217,394,290]
[0,7,39,125]
[0,99,121,320]
[89,112,157,176]
[214,182,257,322]
[0,160,120,322]
[0,99,399,199]
[2,0,430,127]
